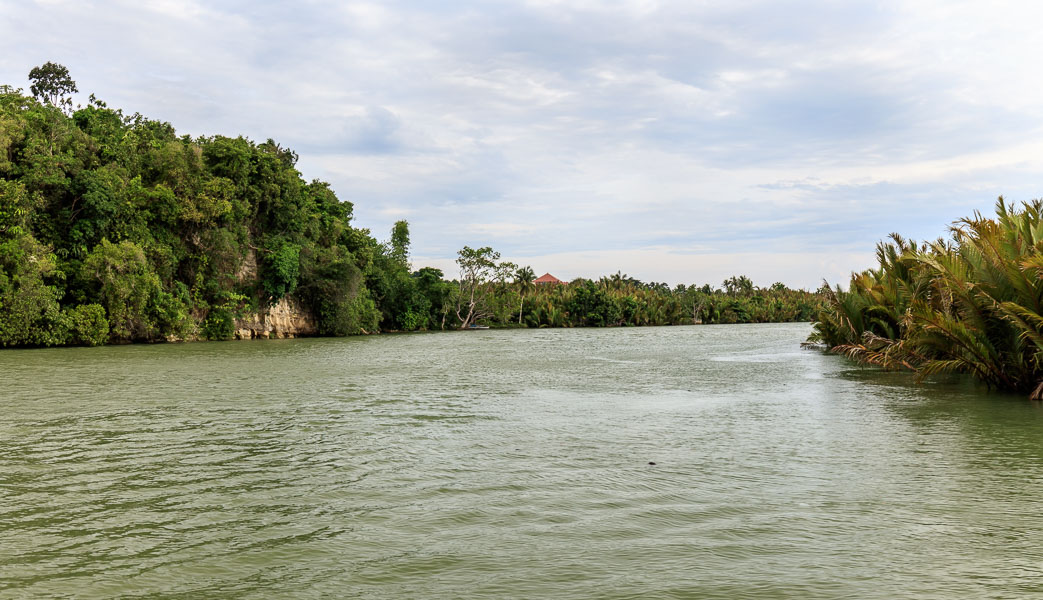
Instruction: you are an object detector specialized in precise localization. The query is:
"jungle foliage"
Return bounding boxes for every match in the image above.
[0,64,822,348]
[443,247,823,331]
[807,198,1043,399]
[0,66,424,346]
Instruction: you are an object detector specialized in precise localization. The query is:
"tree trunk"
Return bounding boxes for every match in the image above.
[458,301,476,329]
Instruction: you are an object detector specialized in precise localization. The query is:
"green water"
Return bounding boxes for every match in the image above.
[2,323,1042,598]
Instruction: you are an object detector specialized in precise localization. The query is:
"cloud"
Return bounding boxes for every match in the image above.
[296,106,406,155]
[2,0,1042,286]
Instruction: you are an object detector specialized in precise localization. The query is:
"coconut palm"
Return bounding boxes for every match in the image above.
[515,265,536,324]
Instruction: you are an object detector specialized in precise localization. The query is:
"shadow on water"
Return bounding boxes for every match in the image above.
[836,365,1043,434]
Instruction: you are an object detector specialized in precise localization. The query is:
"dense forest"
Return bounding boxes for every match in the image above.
[0,64,822,348]
[808,198,1043,399]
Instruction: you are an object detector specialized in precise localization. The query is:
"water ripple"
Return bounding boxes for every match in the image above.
[2,325,1042,598]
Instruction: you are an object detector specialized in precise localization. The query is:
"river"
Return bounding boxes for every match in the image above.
[2,323,1041,598]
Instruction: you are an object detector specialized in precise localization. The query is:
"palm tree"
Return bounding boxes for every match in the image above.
[515,266,536,324]
[810,197,1043,398]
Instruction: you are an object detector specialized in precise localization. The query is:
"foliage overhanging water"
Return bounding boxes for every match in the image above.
[2,323,1042,598]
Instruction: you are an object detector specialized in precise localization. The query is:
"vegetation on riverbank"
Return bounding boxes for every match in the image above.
[808,198,1043,399]
[0,64,822,348]
[447,247,822,330]
[0,63,418,346]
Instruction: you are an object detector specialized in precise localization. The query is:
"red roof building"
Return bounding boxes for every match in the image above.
[534,273,564,285]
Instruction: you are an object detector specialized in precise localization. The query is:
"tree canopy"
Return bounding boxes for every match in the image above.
[28,61,78,112]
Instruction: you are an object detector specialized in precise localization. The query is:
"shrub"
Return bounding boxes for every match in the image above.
[66,303,108,346]
[202,308,235,341]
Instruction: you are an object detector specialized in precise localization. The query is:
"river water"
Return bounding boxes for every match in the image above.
[1,323,1042,598]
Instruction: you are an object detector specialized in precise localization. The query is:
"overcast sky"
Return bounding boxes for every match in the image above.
[3,1,1042,288]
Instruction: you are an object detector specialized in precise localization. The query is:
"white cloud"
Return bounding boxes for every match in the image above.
[2,0,1041,287]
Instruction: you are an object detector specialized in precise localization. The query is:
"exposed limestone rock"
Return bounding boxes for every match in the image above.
[234,296,318,340]
[236,248,258,283]
[229,248,318,340]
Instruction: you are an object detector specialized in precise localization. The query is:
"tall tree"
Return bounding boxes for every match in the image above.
[455,245,501,329]
[389,220,410,266]
[28,62,78,112]
[515,265,535,324]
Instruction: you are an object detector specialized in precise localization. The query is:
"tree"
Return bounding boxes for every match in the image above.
[565,280,619,326]
[82,239,161,341]
[389,220,410,266]
[455,245,502,329]
[260,238,301,303]
[413,267,453,329]
[0,230,68,347]
[28,62,78,112]
[515,265,535,324]
[723,275,754,296]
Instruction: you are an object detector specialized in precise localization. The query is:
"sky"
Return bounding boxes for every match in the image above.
[3,0,1043,289]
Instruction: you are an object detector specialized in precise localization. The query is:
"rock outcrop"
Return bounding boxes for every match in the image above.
[231,248,318,339]
[234,297,318,340]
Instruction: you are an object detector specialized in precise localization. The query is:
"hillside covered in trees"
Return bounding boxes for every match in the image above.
[0,63,424,346]
[0,64,822,348]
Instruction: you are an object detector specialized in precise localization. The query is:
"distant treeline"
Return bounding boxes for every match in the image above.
[0,63,823,348]
[444,250,823,330]
[809,198,1043,399]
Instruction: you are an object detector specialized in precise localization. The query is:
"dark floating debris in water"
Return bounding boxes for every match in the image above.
[648,462,657,465]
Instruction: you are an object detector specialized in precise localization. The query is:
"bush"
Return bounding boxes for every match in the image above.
[0,233,68,347]
[261,240,301,303]
[150,288,193,340]
[82,239,161,341]
[400,309,427,331]
[201,308,234,341]
[66,303,108,346]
